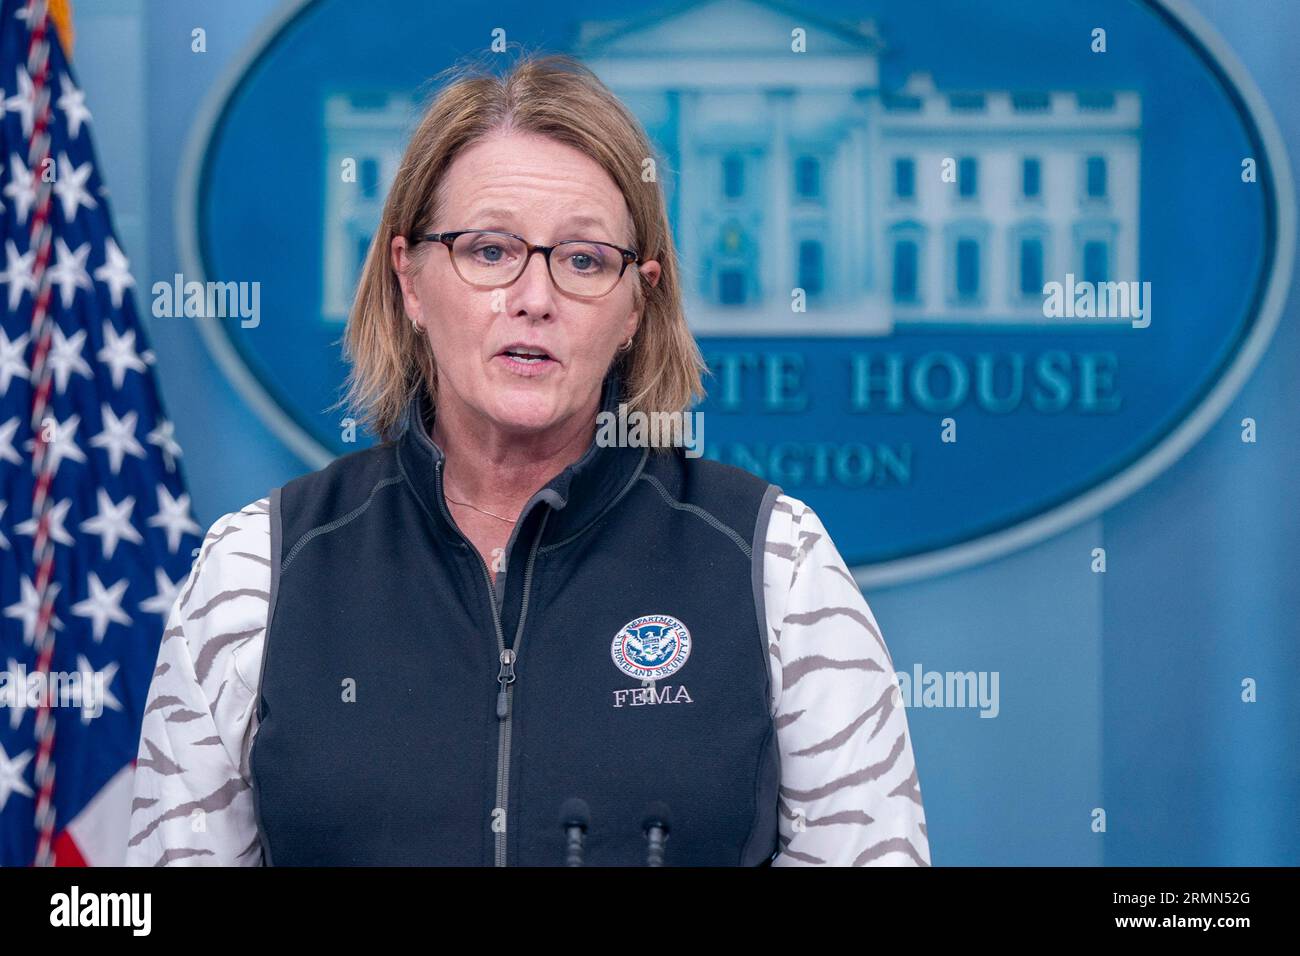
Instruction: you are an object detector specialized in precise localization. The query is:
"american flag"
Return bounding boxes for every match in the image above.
[0,0,201,865]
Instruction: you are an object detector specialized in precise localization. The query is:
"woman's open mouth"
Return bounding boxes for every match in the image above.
[495,345,558,377]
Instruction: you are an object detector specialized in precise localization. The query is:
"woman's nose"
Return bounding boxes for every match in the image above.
[508,250,558,315]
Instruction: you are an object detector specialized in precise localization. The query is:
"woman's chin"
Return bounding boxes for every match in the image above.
[483,396,566,435]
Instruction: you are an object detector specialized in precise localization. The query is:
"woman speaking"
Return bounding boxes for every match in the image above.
[127,53,931,867]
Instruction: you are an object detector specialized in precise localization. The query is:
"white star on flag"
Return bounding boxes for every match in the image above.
[93,238,134,309]
[1,152,35,223]
[52,151,98,222]
[147,418,183,472]
[147,485,201,553]
[47,326,94,395]
[0,417,19,466]
[72,573,133,643]
[97,322,147,388]
[0,238,35,309]
[47,237,93,308]
[90,403,147,475]
[4,577,64,646]
[3,658,31,730]
[79,488,144,559]
[138,567,184,617]
[75,655,123,724]
[0,743,35,812]
[57,72,92,138]
[0,331,30,395]
[15,496,75,548]
[4,66,35,139]
[24,413,87,476]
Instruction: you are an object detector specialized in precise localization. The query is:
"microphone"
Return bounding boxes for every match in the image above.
[642,801,672,867]
[559,798,590,866]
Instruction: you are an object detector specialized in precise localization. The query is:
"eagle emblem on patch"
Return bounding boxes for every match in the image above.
[611,614,692,681]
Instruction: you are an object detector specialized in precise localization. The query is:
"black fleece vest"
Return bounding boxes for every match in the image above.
[250,372,782,866]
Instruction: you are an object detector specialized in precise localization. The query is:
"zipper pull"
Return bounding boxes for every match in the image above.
[496,649,516,719]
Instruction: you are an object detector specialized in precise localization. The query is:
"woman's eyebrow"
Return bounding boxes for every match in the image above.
[559,213,612,233]
[465,206,517,225]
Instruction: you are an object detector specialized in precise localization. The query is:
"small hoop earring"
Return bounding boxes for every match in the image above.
[619,336,634,352]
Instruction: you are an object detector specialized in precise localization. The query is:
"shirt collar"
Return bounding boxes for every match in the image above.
[396,368,650,545]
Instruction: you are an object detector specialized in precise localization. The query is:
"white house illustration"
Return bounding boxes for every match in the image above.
[321,0,1141,334]
[321,92,411,319]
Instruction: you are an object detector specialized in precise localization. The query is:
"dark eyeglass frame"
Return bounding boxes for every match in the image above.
[410,229,644,298]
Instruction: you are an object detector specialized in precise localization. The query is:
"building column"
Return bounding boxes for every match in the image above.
[674,89,701,301]
[766,89,794,307]
[848,119,870,296]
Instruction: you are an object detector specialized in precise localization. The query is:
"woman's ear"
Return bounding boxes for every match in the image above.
[639,259,662,290]
[629,259,660,331]
[391,235,421,322]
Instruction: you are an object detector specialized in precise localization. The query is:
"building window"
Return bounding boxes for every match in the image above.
[1019,237,1044,295]
[719,269,746,304]
[1083,240,1108,283]
[359,158,380,199]
[893,239,919,303]
[1012,91,1051,112]
[1077,91,1116,111]
[798,240,823,296]
[948,92,986,112]
[1085,156,1107,199]
[1011,224,1050,303]
[723,155,744,199]
[955,238,980,298]
[958,157,978,198]
[795,156,821,199]
[1073,220,1118,288]
[894,158,915,200]
[883,93,924,112]
[1022,158,1041,199]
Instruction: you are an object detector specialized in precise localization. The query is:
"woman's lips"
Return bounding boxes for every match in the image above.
[495,352,558,377]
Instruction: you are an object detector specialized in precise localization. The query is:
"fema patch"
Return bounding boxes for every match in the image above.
[611,615,692,681]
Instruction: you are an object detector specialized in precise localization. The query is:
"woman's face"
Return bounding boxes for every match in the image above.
[392,130,660,441]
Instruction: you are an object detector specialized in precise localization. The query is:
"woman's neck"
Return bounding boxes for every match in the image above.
[430,389,601,519]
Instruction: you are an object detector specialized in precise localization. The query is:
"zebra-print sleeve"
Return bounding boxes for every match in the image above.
[764,494,932,866]
[124,498,271,866]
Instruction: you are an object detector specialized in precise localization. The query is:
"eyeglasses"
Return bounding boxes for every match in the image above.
[411,229,643,299]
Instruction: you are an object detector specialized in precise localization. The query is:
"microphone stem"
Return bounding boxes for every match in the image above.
[646,828,667,866]
[564,825,585,866]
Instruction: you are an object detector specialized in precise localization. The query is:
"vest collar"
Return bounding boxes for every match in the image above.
[396,368,650,546]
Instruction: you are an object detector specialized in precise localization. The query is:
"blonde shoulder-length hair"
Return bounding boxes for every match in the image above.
[336,50,706,445]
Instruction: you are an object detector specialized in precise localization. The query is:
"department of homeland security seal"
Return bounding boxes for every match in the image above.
[611,614,692,681]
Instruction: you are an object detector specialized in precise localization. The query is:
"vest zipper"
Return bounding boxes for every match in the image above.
[434,457,548,867]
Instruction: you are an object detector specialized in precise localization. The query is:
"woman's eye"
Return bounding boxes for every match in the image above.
[562,247,603,271]
[474,245,506,263]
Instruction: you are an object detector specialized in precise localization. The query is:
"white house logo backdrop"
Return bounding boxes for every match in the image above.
[180,0,1293,585]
